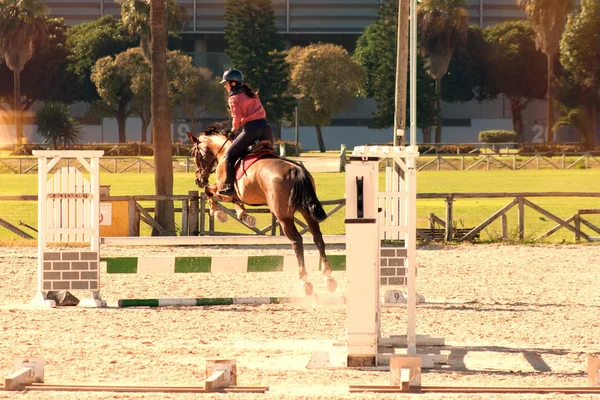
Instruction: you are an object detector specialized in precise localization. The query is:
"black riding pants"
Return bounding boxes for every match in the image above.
[223,119,273,183]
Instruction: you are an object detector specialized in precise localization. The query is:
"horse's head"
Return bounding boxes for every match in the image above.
[186,122,232,188]
[186,132,214,188]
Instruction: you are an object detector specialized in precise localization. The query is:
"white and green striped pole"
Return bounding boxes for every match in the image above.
[118,296,345,308]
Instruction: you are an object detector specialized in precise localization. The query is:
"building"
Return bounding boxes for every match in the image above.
[20,1,588,147]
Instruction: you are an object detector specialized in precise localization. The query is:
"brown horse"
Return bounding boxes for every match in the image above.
[186,124,337,296]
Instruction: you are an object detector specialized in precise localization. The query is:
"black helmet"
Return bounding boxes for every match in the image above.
[220,68,243,84]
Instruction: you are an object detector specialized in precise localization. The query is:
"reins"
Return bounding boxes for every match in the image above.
[196,135,230,178]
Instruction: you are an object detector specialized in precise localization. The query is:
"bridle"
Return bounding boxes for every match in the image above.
[192,135,230,185]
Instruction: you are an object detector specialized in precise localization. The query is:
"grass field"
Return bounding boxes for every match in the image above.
[1,169,599,243]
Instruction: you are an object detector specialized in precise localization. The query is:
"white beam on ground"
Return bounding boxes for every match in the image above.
[4,367,33,390]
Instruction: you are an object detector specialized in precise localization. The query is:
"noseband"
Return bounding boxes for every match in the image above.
[193,136,230,182]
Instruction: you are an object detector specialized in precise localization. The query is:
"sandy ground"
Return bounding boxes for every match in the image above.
[1,244,600,400]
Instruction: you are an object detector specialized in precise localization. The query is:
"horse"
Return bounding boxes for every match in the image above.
[186,123,337,296]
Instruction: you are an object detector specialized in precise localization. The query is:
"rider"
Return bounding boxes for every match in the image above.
[218,68,274,197]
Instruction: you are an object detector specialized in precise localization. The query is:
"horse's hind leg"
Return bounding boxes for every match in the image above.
[278,217,313,296]
[300,210,338,293]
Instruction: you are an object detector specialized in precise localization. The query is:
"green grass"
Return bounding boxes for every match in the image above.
[1,169,599,243]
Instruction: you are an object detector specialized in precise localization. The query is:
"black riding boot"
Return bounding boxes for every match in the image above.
[218,157,236,196]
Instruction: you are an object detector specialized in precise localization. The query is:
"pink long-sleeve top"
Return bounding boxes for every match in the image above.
[229,92,266,132]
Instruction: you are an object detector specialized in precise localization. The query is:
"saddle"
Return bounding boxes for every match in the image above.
[235,140,277,180]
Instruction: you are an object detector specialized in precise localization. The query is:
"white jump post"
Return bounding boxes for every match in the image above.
[345,145,444,368]
[31,150,105,308]
[345,156,380,366]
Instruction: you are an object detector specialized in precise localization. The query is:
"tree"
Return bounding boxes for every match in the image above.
[174,64,225,136]
[287,43,364,152]
[129,49,223,143]
[66,15,139,103]
[484,21,547,142]
[224,0,294,139]
[353,0,437,135]
[0,18,78,124]
[92,47,202,143]
[554,69,599,148]
[553,105,595,148]
[110,48,151,143]
[443,26,490,104]
[36,102,82,149]
[418,0,469,143]
[0,0,48,143]
[150,0,175,236]
[90,54,136,143]
[559,0,600,148]
[518,0,574,143]
[116,0,188,62]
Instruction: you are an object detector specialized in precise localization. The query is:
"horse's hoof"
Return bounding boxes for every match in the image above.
[325,276,338,293]
[302,281,314,296]
[241,213,256,227]
[215,210,228,223]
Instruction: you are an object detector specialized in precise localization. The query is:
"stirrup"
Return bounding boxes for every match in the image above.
[218,184,235,196]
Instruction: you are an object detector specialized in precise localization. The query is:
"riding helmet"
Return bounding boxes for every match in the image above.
[220,68,243,84]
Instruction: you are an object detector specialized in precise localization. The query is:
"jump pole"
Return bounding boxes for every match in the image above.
[118,296,346,308]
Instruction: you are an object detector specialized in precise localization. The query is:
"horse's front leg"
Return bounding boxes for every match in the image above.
[232,200,256,227]
[205,184,228,223]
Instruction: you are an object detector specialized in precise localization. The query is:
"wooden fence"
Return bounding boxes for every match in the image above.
[0,192,347,239]
[1,192,598,243]
[422,192,600,242]
[417,153,600,171]
[107,193,347,238]
[0,157,194,174]
[2,152,600,174]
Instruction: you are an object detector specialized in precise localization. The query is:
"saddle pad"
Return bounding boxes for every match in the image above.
[235,150,276,180]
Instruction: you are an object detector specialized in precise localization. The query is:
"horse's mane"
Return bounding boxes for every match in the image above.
[190,121,231,156]
[202,121,231,137]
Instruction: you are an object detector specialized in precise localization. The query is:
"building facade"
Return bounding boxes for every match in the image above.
[32,0,588,147]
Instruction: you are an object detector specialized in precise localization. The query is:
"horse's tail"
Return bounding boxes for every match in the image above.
[289,165,327,222]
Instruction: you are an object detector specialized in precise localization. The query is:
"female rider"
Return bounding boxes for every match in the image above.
[218,68,274,196]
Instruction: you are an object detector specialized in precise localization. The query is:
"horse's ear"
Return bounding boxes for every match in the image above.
[186,131,198,144]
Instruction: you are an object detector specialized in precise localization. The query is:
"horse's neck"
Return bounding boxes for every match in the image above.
[211,137,230,164]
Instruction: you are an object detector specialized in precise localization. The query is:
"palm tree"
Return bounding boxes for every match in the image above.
[553,105,594,149]
[0,0,48,143]
[418,0,468,144]
[149,0,175,236]
[518,0,574,144]
[36,102,83,149]
[117,0,188,62]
